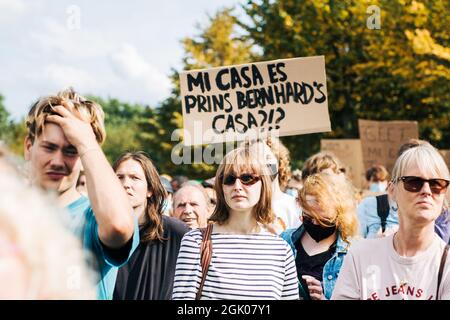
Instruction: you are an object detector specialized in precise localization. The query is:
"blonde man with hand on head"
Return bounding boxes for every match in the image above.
[24,88,138,300]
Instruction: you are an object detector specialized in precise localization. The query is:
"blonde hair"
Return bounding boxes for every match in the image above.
[391,143,450,183]
[299,172,358,243]
[210,146,275,225]
[302,151,344,181]
[0,161,96,299]
[26,88,106,145]
[265,137,291,190]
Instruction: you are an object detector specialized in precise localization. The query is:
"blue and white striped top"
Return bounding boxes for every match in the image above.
[172,228,299,300]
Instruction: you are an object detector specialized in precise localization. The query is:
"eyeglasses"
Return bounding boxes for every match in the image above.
[398,176,450,194]
[222,173,261,186]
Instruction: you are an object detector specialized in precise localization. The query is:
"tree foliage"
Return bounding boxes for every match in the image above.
[240,0,450,167]
[1,2,448,177]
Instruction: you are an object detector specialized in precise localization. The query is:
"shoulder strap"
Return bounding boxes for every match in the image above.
[436,244,449,300]
[376,194,390,233]
[196,223,213,300]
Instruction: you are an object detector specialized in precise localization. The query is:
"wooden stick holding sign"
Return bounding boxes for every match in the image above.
[179,56,331,146]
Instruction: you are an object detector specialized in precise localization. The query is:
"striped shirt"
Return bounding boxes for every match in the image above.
[172,229,299,300]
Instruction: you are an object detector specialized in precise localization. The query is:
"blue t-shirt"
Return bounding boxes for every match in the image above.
[66,196,139,300]
[357,195,399,238]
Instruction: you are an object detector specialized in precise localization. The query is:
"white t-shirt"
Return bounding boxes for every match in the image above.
[271,192,302,234]
[332,234,450,300]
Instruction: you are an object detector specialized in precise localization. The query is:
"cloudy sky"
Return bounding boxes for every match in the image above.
[0,0,243,120]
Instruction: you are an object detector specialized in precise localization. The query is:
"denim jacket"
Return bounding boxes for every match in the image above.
[280,225,351,300]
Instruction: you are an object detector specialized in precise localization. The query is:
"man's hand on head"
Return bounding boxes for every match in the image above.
[46,101,99,155]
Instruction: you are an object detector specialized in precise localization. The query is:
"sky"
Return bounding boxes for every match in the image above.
[0,0,243,120]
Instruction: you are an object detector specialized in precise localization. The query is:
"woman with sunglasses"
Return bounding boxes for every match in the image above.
[333,143,450,300]
[281,172,358,300]
[172,146,299,299]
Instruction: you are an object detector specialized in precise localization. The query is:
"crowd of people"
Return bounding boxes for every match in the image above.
[0,88,449,300]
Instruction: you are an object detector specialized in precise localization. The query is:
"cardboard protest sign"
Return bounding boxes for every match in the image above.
[358,119,419,173]
[179,56,331,146]
[440,150,450,169]
[321,139,365,189]
[439,150,450,203]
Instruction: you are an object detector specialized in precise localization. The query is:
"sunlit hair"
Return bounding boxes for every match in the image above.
[0,161,96,299]
[396,138,431,158]
[209,146,274,225]
[365,164,389,182]
[302,151,344,181]
[113,152,167,242]
[391,143,450,184]
[299,172,358,243]
[241,137,292,190]
[265,137,291,190]
[26,88,106,145]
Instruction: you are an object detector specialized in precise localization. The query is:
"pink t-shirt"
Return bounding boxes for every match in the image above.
[332,234,450,300]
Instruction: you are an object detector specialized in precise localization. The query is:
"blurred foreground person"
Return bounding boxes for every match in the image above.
[0,147,95,299]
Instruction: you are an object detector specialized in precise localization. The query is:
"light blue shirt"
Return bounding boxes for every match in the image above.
[66,196,139,300]
[357,195,399,238]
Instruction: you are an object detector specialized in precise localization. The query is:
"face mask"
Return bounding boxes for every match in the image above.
[302,215,336,242]
[285,188,298,198]
[370,182,387,193]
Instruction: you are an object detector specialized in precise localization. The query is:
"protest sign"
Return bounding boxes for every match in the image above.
[358,119,419,173]
[180,56,331,146]
[440,150,450,169]
[321,139,365,189]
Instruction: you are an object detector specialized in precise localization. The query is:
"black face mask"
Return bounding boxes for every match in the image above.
[302,215,336,243]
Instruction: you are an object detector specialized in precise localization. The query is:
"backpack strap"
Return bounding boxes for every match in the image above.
[196,223,214,300]
[376,194,390,233]
[436,244,449,300]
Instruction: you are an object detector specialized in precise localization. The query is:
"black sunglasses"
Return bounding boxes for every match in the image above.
[398,176,450,194]
[222,173,261,186]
